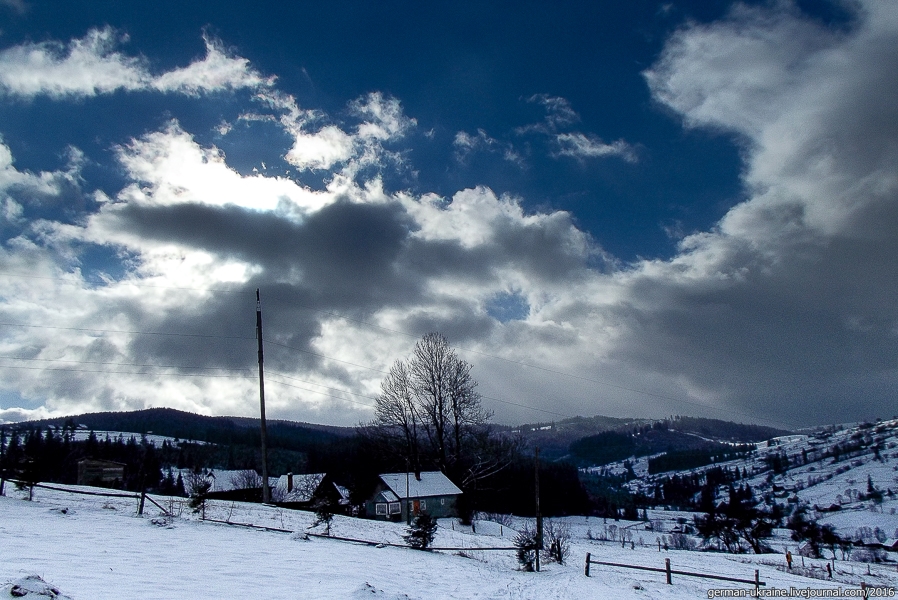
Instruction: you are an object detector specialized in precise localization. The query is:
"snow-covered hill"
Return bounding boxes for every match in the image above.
[594,419,898,548]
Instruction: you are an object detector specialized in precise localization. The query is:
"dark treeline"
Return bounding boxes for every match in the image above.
[0,422,620,518]
[648,444,754,474]
[1,407,791,519]
[570,419,764,472]
[1,426,166,492]
[463,458,591,518]
[28,407,348,455]
[650,464,747,510]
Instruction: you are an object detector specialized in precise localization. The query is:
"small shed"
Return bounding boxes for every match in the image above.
[365,471,462,522]
[77,459,126,487]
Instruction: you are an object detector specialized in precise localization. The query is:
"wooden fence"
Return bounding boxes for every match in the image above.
[584,553,765,590]
[202,517,516,551]
[3,479,172,516]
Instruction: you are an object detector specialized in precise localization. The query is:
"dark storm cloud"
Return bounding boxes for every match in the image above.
[102,199,417,302]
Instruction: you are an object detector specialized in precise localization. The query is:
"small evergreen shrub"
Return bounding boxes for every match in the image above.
[310,498,336,536]
[514,523,540,571]
[404,512,438,550]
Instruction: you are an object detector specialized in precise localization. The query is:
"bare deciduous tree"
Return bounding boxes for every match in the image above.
[375,360,421,472]
[542,519,572,564]
[369,332,503,482]
[229,469,262,491]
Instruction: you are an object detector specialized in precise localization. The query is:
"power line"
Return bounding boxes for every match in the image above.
[266,340,388,374]
[0,320,795,427]
[0,271,799,426]
[0,321,254,341]
[0,355,253,373]
[479,393,574,419]
[250,308,797,427]
[0,271,245,294]
[266,370,380,403]
[0,360,375,408]
[0,364,253,378]
[264,375,376,410]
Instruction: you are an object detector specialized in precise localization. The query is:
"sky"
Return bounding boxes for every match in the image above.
[0,0,895,430]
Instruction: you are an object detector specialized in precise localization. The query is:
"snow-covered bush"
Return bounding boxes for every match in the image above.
[542,519,571,564]
[479,512,514,528]
[669,532,697,551]
[851,547,887,563]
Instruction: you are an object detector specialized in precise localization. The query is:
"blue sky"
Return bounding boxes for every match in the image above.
[0,0,895,429]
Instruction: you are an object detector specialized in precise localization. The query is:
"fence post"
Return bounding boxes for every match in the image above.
[585,553,591,577]
[861,582,866,597]
[754,569,760,591]
[665,558,672,585]
[138,490,146,516]
[0,477,4,496]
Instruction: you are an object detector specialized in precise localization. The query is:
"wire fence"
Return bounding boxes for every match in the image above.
[585,553,765,589]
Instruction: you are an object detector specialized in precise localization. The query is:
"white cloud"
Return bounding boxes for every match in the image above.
[0,28,147,98]
[285,125,355,170]
[517,94,636,163]
[0,28,273,99]
[111,122,329,213]
[0,138,76,197]
[151,35,275,95]
[350,91,416,141]
[453,129,494,151]
[453,129,523,165]
[453,129,496,160]
[527,93,580,127]
[553,132,637,162]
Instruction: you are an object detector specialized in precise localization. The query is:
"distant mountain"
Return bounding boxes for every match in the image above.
[12,408,790,472]
[17,407,353,450]
[523,415,790,465]
[508,415,646,461]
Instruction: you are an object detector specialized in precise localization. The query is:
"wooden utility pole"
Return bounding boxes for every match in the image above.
[535,446,542,572]
[256,289,271,504]
[406,465,411,525]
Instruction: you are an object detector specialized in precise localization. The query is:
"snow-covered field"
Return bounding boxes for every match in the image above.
[3,484,896,599]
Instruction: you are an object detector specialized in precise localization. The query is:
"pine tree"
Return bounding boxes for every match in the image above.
[310,498,336,536]
[404,512,438,550]
[513,523,540,570]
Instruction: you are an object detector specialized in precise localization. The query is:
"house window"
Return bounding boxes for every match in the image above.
[375,503,387,515]
[420,500,427,511]
[389,502,401,515]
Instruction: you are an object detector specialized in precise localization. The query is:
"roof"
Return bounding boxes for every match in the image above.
[178,469,269,494]
[334,484,351,503]
[378,490,399,503]
[77,458,126,467]
[274,473,325,503]
[379,471,462,499]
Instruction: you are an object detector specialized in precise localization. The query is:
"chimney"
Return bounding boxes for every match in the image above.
[287,472,293,493]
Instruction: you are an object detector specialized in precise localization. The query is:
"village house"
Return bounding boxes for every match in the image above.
[364,471,462,522]
[76,458,126,487]
[179,468,278,501]
[273,473,350,511]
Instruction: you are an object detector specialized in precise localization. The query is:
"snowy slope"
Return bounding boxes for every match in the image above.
[599,419,898,543]
[3,484,895,599]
